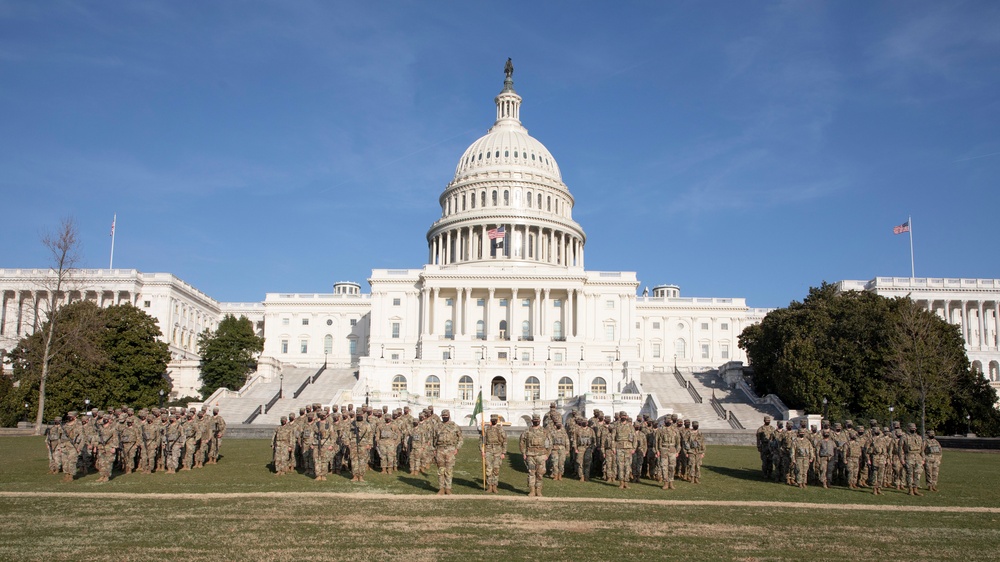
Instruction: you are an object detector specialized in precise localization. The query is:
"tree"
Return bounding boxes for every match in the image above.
[198,315,264,397]
[3,301,171,424]
[739,283,1000,435]
[34,218,81,434]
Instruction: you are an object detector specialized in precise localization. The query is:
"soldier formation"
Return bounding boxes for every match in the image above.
[43,405,227,482]
[755,415,944,494]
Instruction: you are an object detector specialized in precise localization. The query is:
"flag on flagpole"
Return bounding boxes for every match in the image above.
[469,390,483,426]
[893,221,910,235]
[487,226,506,240]
[110,215,116,236]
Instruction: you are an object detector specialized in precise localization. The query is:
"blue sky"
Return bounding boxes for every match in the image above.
[2,1,998,309]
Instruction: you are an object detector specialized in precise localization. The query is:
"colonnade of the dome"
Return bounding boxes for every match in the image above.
[428,222,583,267]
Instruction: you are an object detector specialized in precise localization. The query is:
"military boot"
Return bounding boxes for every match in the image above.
[535,486,543,497]
[912,487,923,496]
[437,488,445,495]
[527,488,536,497]
[668,481,675,490]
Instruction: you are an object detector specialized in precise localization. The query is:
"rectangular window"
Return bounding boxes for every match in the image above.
[653,343,661,358]
[606,300,615,309]
[280,340,288,354]
[300,340,308,354]
[521,351,530,361]
[477,298,485,306]
[281,318,290,326]
[302,318,309,326]
[498,351,508,360]
[445,298,454,306]
[391,353,399,360]
[721,344,730,359]
[636,322,640,329]
[701,344,710,359]
[701,322,709,330]
[554,352,564,362]
[393,298,401,306]
[522,299,530,307]
[349,340,358,355]
[350,318,357,326]
[499,299,508,307]
[442,351,451,360]
[721,323,729,331]
[605,325,615,341]
[391,323,400,338]
[143,300,151,308]
[653,322,660,329]
[553,299,562,307]
[475,350,484,361]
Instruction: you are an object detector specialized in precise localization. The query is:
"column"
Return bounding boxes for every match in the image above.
[462,287,470,336]
[430,288,439,335]
[534,288,541,337]
[511,288,519,340]
[568,289,575,338]
[486,288,495,339]
[977,301,985,348]
[421,288,430,335]
[542,288,550,336]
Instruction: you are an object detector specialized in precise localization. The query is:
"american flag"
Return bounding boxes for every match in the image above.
[487,226,506,240]
[110,215,116,237]
[893,221,910,235]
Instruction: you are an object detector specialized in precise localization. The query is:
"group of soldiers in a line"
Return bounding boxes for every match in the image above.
[273,401,708,497]
[44,405,227,482]
[511,405,707,497]
[756,416,944,495]
[271,403,463,494]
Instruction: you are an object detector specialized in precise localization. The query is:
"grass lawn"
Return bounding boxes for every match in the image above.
[2,436,999,560]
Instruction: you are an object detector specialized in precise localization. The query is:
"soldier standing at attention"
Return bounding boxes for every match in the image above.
[548,420,569,481]
[140,414,161,474]
[118,417,140,474]
[376,411,401,474]
[45,417,63,474]
[208,407,226,464]
[630,419,646,484]
[433,409,463,495]
[313,411,336,481]
[868,428,889,496]
[923,430,943,492]
[481,414,507,493]
[756,415,775,480]
[601,414,615,481]
[901,423,925,496]
[58,411,83,482]
[94,414,120,483]
[573,418,595,482]
[544,402,560,429]
[844,431,863,489]
[655,418,681,490]
[164,414,183,474]
[685,421,706,484]
[272,416,294,475]
[816,429,836,488]
[349,411,374,482]
[790,429,813,488]
[612,412,638,489]
[520,413,551,497]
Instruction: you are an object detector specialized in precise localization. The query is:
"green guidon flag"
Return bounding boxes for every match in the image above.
[470,390,483,426]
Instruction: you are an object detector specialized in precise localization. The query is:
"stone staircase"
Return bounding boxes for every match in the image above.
[253,367,358,424]
[640,368,779,429]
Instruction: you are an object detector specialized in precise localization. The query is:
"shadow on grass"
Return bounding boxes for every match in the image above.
[399,475,437,492]
[704,463,764,482]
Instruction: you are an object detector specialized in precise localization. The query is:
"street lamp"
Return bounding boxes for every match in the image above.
[889,405,894,428]
[822,397,828,421]
[159,389,165,408]
[966,414,971,436]
[380,344,384,359]
[23,402,28,423]
[279,373,284,399]
[84,398,90,412]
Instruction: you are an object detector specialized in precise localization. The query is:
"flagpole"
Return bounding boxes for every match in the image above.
[109,214,117,270]
[908,215,915,278]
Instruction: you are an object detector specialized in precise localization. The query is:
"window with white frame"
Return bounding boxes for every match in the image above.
[281,340,288,354]
[425,375,440,398]
[701,343,710,359]
[721,344,730,359]
[459,376,474,401]
[392,322,400,338]
[591,377,607,394]
[392,375,407,392]
[558,377,573,398]
[300,340,308,354]
[653,343,661,358]
[524,377,540,400]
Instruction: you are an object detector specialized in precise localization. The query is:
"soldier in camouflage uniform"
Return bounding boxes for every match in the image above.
[272,416,294,475]
[45,417,63,474]
[57,412,83,482]
[844,431,863,489]
[548,420,569,480]
[901,423,924,496]
[80,414,97,475]
[140,414,161,473]
[376,411,401,474]
[408,414,427,474]
[313,411,337,481]
[519,413,551,497]
[163,414,183,473]
[573,418,595,482]
[544,402,560,429]
[868,427,889,495]
[677,419,691,481]
[685,421,706,484]
[118,417,141,474]
[611,412,637,489]
[181,410,199,470]
[94,414,120,482]
[815,429,836,488]
[655,418,681,490]
[923,430,942,492]
[790,429,813,488]
[348,411,374,482]
[207,407,226,464]
[755,415,775,480]
[630,419,647,483]
[433,409,463,494]
[481,414,507,493]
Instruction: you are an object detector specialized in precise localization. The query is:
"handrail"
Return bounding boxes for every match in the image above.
[244,405,262,424]
[710,391,726,419]
[263,390,281,414]
[311,365,325,384]
[292,377,311,399]
[673,367,686,388]
[728,411,745,430]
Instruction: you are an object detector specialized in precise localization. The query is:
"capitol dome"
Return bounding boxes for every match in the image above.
[426,61,586,270]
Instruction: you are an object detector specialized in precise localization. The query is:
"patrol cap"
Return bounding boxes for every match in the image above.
[763,415,771,422]
[833,422,842,429]
[550,402,557,409]
[531,413,541,421]
[604,416,612,422]
[280,416,288,422]
[441,409,450,417]
[54,416,62,423]
[213,407,220,414]
[692,421,699,429]
[869,419,879,427]
[927,430,936,437]
[797,429,805,436]
[490,414,498,421]
[908,423,917,430]
[67,411,77,418]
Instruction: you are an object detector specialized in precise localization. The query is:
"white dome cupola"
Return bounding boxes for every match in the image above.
[427,60,585,269]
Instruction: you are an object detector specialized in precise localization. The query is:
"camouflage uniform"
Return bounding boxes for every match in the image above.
[815,431,836,488]
[868,431,889,495]
[548,422,569,480]
[612,414,638,488]
[519,414,551,497]
[790,430,813,488]
[433,410,463,494]
[901,424,924,495]
[163,416,183,473]
[57,414,83,481]
[755,417,776,479]
[313,413,337,480]
[118,419,141,474]
[181,412,199,470]
[844,433,863,489]
[348,414,374,482]
[684,422,706,484]
[630,421,647,483]
[44,418,63,474]
[208,408,226,464]
[923,431,942,491]
[481,415,507,493]
[376,414,401,474]
[93,418,119,482]
[573,420,595,481]
[272,417,295,475]
[655,420,681,490]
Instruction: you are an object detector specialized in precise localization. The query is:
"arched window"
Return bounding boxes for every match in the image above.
[458,375,474,401]
[972,360,983,374]
[425,375,440,398]
[989,361,999,382]
[675,338,686,359]
[471,191,476,208]
[547,196,551,211]
[324,334,333,354]
[553,320,563,340]
[503,190,509,206]
[591,377,607,394]
[481,191,486,207]
[392,375,407,392]
[476,320,485,339]
[524,376,540,400]
[558,377,573,398]
[522,320,531,338]
[537,193,542,208]
[445,320,453,339]
[527,191,532,208]
[492,190,498,206]
[499,319,508,340]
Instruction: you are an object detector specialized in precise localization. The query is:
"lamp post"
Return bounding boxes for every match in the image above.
[84,398,90,412]
[159,389,165,408]
[279,373,284,399]
[380,344,384,359]
[966,414,971,436]
[23,402,28,424]
[889,405,894,428]
[822,397,828,421]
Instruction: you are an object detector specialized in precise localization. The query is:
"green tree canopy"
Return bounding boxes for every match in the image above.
[197,314,264,398]
[2,301,171,426]
[739,282,1000,436]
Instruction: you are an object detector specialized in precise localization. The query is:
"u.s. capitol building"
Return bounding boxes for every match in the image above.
[2,65,998,425]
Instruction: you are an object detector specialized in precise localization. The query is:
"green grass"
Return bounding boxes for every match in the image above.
[2,436,999,560]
